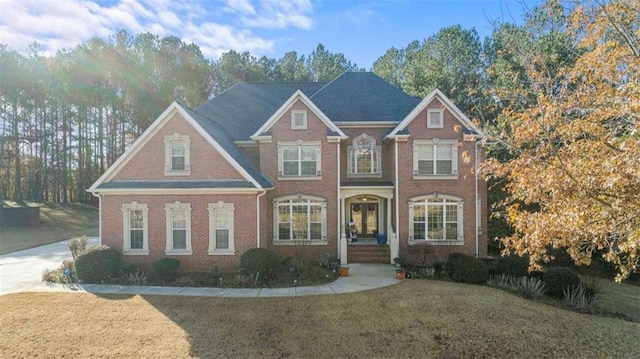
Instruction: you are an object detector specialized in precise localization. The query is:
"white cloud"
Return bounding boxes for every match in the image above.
[0,0,313,59]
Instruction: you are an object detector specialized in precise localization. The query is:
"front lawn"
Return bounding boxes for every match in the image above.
[1,281,637,358]
[0,201,98,255]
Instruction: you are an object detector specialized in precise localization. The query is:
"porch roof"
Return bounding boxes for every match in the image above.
[340,181,394,187]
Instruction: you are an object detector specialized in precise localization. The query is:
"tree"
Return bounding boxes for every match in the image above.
[306,44,364,81]
[483,0,640,282]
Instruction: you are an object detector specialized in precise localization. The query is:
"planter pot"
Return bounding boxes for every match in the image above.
[376,234,387,245]
[339,267,349,277]
[395,270,406,279]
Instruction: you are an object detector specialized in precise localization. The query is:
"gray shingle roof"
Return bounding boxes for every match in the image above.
[310,72,421,123]
[98,180,255,189]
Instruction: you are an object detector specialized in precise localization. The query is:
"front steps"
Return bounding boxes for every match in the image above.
[347,243,390,263]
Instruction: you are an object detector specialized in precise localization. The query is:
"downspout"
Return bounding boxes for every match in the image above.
[336,142,341,261]
[98,194,102,245]
[475,141,480,258]
[256,190,267,248]
[394,139,400,250]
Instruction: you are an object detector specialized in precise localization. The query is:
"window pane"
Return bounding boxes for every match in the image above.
[130,210,143,229]
[372,151,379,172]
[216,229,229,249]
[356,153,371,173]
[173,210,186,229]
[310,223,322,240]
[278,223,291,240]
[130,230,143,249]
[173,230,186,249]
[436,145,452,160]
[300,161,316,175]
[278,205,290,223]
[413,204,425,221]
[172,144,185,156]
[283,147,298,161]
[172,156,185,171]
[446,223,458,240]
[417,145,433,159]
[436,160,452,175]
[310,205,322,222]
[429,111,442,126]
[283,161,298,175]
[300,147,316,161]
[216,211,230,228]
[414,223,426,240]
[418,160,434,175]
[292,205,308,239]
[427,204,443,240]
[446,204,457,222]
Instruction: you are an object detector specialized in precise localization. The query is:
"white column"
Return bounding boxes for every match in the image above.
[340,195,347,265]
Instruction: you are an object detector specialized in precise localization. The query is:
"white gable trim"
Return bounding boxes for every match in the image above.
[250,90,347,140]
[89,102,263,191]
[387,89,484,138]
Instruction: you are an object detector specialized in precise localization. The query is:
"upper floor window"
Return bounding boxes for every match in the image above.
[164,133,191,176]
[165,201,192,255]
[277,141,322,179]
[208,202,235,255]
[122,202,149,255]
[347,134,382,177]
[408,194,463,244]
[291,110,307,130]
[413,140,458,178]
[273,195,327,243]
[427,109,443,128]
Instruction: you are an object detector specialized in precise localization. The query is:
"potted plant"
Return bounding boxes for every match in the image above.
[393,257,402,269]
[339,266,349,277]
[395,268,406,279]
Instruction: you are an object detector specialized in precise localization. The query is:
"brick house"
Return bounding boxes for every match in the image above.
[88,72,487,272]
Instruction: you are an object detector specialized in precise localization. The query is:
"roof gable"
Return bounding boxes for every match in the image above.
[250,90,347,139]
[387,89,484,138]
[89,102,272,192]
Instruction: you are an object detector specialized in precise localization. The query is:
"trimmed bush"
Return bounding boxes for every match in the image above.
[445,253,489,284]
[543,267,580,298]
[240,248,280,283]
[75,245,122,283]
[496,254,529,277]
[152,258,181,280]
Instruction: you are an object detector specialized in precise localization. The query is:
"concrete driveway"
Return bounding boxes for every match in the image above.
[0,237,100,296]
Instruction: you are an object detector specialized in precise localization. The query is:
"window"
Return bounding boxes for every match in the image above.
[208,202,235,255]
[413,140,458,177]
[277,141,322,178]
[273,196,327,243]
[347,134,382,177]
[165,201,192,254]
[164,133,191,175]
[409,195,463,244]
[122,202,148,254]
[291,110,307,130]
[428,109,444,128]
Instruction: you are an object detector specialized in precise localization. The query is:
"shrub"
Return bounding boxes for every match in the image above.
[124,270,148,285]
[174,276,195,287]
[580,275,602,298]
[42,268,68,283]
[152,258,181,280]
[445,253,489,284]
[488,274,546,299]
[240,248,280,284]
[495,254,529,277]
[69,236,88,260]
[563,284,598,312]
[75,245,122,283]
[543,267,581,298]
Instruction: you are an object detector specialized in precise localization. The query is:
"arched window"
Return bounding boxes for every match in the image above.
[347,134,382,177]
[273,195,327,243]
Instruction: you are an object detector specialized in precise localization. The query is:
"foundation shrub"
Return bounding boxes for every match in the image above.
[445,253,489,284]
[544,267,581,298]
[75,245,122,283]
[240,248,280,284]
[152,258,181,280]
[496,254,529,277]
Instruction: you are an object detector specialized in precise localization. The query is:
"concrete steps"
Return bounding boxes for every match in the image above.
[347,244,390,264]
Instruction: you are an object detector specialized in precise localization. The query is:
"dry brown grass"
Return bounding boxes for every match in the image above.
[1,281,638,358]
[0,202,98,255]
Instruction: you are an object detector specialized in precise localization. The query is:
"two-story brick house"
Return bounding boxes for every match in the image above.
[89,72,487,272]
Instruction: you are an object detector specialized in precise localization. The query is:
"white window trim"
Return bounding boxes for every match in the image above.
[121,201,149,255]
[165,201,192,255]
[277,140,322,180]
[408,194,464,245]
[412,139,458,179]
[427,109,444,128]
[272,194,328,245]
[164,133,191,176]
[208,201,235,255]
[291,110,308,130]
[347,134,382,178]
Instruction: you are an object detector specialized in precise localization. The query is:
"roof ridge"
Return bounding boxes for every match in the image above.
[309,71,349,99]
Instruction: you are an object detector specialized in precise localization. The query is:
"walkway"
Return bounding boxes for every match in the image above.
[0,238,399,298]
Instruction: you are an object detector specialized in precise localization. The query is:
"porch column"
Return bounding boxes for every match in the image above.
[340,195,347,265]
[387,198,395,264]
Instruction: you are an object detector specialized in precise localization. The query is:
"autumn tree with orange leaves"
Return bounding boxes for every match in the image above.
[484,0,639,281]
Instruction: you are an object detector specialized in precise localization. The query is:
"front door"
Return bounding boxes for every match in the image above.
[350,202,378,238]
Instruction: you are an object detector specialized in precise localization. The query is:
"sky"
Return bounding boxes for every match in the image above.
[0,0,536,69]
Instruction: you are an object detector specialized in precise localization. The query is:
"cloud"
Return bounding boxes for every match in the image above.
[0,0,313,58]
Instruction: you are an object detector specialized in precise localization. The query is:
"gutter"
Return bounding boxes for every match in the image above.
[337,141,341,261]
